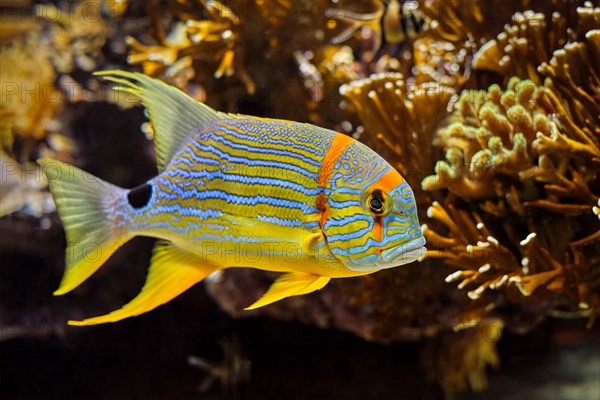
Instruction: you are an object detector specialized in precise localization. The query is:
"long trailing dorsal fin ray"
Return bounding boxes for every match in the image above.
[94,70,225,171]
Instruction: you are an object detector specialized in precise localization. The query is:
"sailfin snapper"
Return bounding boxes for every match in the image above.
[40,70,426,326]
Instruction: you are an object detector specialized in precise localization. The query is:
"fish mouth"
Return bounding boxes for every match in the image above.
[345,236,427,271]
[379,236,427,267]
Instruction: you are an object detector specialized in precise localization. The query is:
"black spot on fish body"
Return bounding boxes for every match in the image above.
[128,183,153,209]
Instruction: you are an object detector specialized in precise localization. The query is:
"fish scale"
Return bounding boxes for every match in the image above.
[39,70,426,325]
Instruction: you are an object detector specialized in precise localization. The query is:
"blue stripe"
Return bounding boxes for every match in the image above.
[328,199,362,208]
[218,123,327,158]
[174,153,220,168]
[171,187,317,211]
[191,233,285,243]
[204,131,322,167]
[303,220,321,229]
[362,165,391,188]
[324,214,371,229]
[219,119,333,148]
[185,142,318,179]
[336,187,363,195]
[150,204,223,219]
[326,221,374,242]
[166,169,321,195]
[155,178,184,200]
[257,214,305,227]
[144,220,227,235]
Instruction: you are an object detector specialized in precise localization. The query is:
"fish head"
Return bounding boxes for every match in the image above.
[323,143,426,272]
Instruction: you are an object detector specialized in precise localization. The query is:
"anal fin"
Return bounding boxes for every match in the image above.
[69,241,218,326]
[245,272,330,310]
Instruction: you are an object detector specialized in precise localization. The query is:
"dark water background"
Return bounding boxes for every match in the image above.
[2,283,599,399]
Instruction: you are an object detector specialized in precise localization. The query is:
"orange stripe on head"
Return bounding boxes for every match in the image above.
[373,215,384,242]
[369,169,403,245]
[370,168,404,192]
[316,192,328,228]
[318,133,354,188]
[316,134,353,230]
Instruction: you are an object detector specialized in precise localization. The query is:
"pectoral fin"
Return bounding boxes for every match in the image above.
[69,242,218,326]
[301,231,326,256]
[245,272,330,310]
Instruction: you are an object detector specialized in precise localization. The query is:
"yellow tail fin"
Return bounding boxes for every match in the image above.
[38,158,131,295]
[68,242,219,326]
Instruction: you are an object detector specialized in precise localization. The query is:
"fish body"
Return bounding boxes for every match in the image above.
[326,0,427,60]
[40,71,425,326]
[382,0,427,45]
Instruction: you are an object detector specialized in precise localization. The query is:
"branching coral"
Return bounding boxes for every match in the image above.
[424,0,592,46]
[422,0,488,43]
[422,78,551,198]
[0,1,111,215]
[0,2,115,165]
[421,76,599,327]
[537,31,600,155]
[411,36,474,88]
[473,5,600,84]
[127,0,254,93]
[422,75,599,207]
[0,31,62,151]
[1,0,118,158]
[424,201,599,327]
[472,11,569,83]
[35,1,109,73]
[0,151,54,218]
[125,0,347,107]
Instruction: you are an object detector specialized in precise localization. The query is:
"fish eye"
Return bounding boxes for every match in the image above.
[370,197,383,212]
[368,189,385,215]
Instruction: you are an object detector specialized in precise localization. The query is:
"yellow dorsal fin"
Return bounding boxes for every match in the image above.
[94,70,225,171]
[245,272,330,310]
[68,242,218,326]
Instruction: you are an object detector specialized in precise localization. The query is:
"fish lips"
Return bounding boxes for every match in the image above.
[344,236,427,271]
[380,235,427,267]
